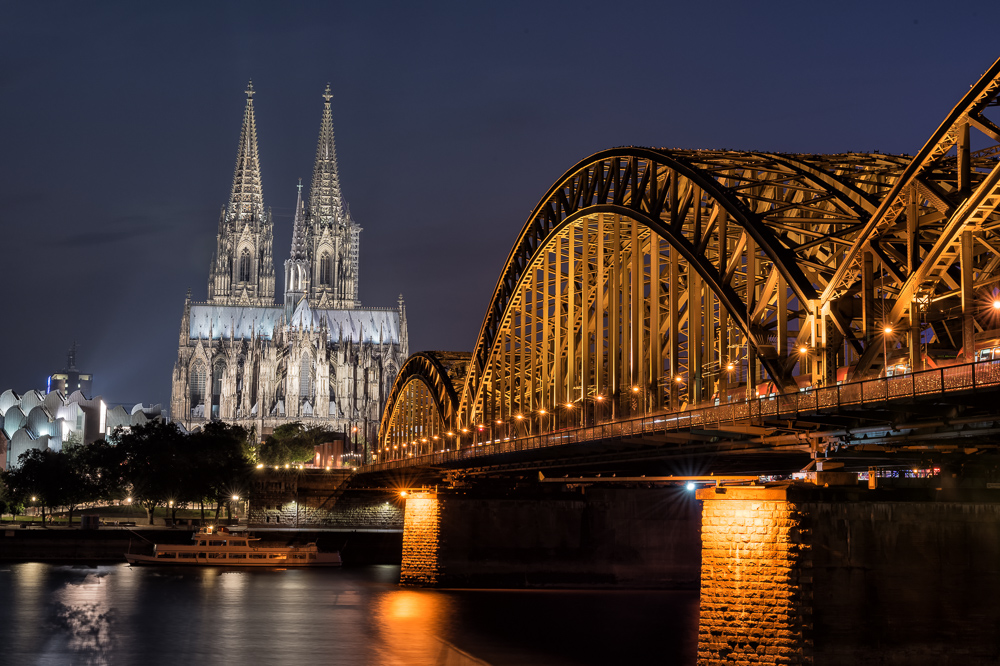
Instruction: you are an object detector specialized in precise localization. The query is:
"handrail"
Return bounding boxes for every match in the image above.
[364,359,1000,472]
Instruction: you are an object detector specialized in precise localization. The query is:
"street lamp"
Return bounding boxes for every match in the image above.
[882,326,893,376]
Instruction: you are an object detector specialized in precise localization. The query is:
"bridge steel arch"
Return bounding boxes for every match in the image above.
[378,351,470,459]
[377,57,1000,464]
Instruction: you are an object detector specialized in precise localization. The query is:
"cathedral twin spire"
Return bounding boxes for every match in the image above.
[208,81,360,311]
[309,84,348,225]
[228,81,265,223]
[207,81,274,307]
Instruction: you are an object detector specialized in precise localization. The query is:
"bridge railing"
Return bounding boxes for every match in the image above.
[365,359,1000,472]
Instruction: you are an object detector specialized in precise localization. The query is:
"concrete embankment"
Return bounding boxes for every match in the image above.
[0,527,402,565]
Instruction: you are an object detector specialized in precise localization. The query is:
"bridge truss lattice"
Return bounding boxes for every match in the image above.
[379,57,1000,463]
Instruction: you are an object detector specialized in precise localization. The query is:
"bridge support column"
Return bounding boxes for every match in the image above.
[697,483,1000,665]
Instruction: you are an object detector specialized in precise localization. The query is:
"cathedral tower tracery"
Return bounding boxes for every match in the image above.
[207,81,276,307]
[306,85,361,309]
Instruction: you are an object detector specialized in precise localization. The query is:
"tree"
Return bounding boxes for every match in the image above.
[258,422,335,466]
[189,422,253,521]
[114,420,186,525]
[2,448,81,526]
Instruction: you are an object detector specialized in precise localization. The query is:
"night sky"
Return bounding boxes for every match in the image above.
[2,1,998,409]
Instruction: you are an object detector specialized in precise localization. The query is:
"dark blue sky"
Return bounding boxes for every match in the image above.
[1,1,998,408]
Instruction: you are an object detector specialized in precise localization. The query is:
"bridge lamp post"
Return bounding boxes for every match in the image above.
[797,346,809,385]
[564,402,577,429]
[537,409,547,436]
[594,396,604,424]
[631,386,645,419]
[515,414,525,436]
[882,326,893,376]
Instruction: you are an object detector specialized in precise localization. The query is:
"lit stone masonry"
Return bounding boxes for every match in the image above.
[697,484,813,666]
[399,493,442,586]
[248,469,403,529]
[696,482,1000,665]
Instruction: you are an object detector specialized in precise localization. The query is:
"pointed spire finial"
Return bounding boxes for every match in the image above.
[309,83,346,224]
[227,82,264,223]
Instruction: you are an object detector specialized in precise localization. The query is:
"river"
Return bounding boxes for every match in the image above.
[0,563,697,665]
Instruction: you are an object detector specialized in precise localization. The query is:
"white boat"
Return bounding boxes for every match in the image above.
[125,525,342,567]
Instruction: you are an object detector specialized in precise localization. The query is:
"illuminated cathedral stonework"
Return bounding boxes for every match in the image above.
[171,83,408,448]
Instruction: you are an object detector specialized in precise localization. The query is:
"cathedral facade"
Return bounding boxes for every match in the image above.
[171,83,408,454]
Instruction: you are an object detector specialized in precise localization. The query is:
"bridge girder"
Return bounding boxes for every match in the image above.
[378,57,1000,466]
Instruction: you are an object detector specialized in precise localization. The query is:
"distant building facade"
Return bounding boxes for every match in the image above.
[171,83,408,451]
[0,388,162,469]
[47,343,93,397]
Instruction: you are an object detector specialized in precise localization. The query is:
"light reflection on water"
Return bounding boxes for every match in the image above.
[0,563,697,666]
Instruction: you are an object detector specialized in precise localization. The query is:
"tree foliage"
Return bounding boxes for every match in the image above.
[258,422,333,466]
[0,420,256,525]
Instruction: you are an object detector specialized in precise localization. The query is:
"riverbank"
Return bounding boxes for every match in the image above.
[0,526,402,565]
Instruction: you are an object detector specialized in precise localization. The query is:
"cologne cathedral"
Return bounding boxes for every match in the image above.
[170,83,408,449]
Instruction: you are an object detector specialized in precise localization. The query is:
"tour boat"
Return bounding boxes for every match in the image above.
[125,526,342,567]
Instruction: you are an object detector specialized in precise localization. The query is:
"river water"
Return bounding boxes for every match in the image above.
[0,563,697,665]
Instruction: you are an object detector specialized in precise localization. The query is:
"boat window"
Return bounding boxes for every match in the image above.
[268,553,283,559]
[197,541,206,546]
[198,553,206,558]
[228,553,245,559]
[179,552,197,559]
[249,553,267,559]
[230,540,246,546]
[155,552,177,558]
[291,554,306,559]
[209,540,225,546]
[308,554,316,560]
[208,553,225,559]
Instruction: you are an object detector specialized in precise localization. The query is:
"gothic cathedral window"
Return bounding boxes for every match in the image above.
[190,364,206,410]
[239,249,252,282]
[319,253,331,286]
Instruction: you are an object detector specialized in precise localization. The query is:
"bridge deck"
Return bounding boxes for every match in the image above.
[365,359,1000,473]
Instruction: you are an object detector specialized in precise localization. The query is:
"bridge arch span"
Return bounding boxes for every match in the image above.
[378,57,1000,464]
[378,351,470,459]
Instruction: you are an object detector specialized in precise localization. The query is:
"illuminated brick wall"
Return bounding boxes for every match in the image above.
[399,493,443,586]
[248,469,403,529]
[697,486,812,665]
[698,484,1000,665]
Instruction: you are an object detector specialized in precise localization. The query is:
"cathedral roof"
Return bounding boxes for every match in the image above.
[289,300,403,345]
[308,84,347,225]
[189,305,283,340]
[227,81,265,223]
[189,302,403,345]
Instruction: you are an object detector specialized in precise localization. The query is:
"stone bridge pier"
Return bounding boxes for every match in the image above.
[400,482,1000,664]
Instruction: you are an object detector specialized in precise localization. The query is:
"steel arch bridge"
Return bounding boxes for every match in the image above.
[378,57,1000,465]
